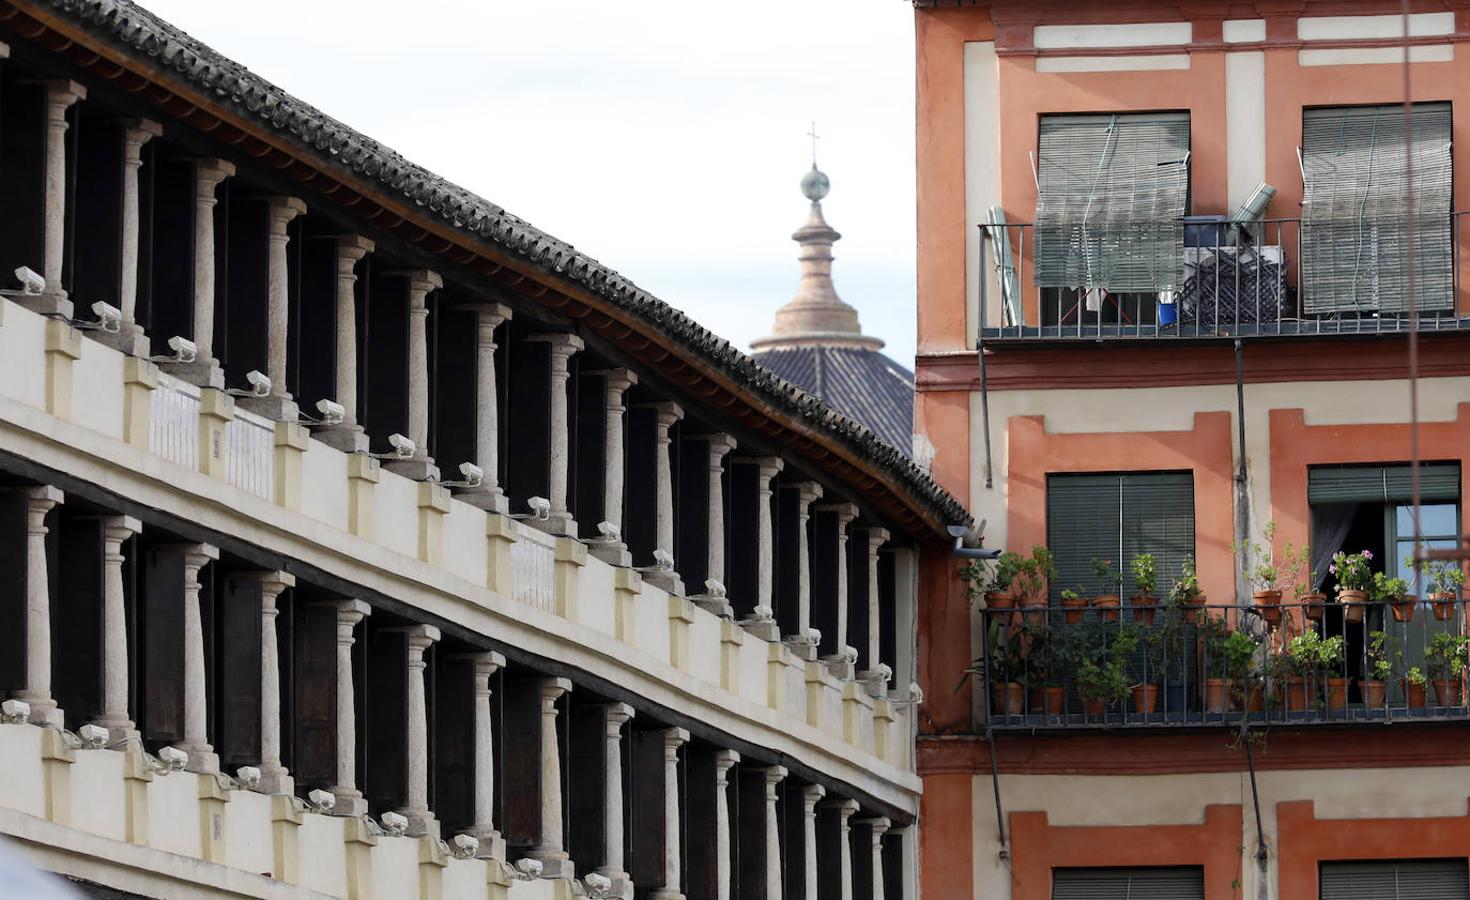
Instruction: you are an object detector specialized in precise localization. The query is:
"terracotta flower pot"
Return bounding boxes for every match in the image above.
[1360,679,1386,708]
[1338,589,1369,624]
[1130,594,1158,626]
[1043,686,1066,716]
[1019,592,1049,628]
[1432,679,1464,708]
[986,592,1017,611]
[1182,594,1207,625]
[1091,594,1120,623]
[1300,591,1326,623]
[1284,676,1315,711]
[1389,595,1417,624]
[992,681,1025,717]
[1205,678,1229,714]
[1131,684,1160,715]
[1081,696,1107,717]
[1430,592,1458,621]
[1060,594,1088,624]
[1324,676,1350,710]
[1252,590,1282,625]
[1404,679,1428,709]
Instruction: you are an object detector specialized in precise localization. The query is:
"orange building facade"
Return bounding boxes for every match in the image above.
[912,2,1470,897]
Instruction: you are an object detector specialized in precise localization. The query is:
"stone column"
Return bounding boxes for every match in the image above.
[176,543,220,773]
[247,571,295,794]
[800,784,825,900]
[164,159,233,388]
[784,482,823,661]
[23,80,85,318]
[103,119,161,356]
[858,817,890,900]
[820,503,860,679]
[858,528,891,693]
[639,401,685,594]
[651,727,689,900]
[597,703,634,894]
[16,486,62,726]
[587,368,637,567]
[761,765,788,900]
[383,270,442,481]
[317,236,374,452]
[525,334,584,537]
[328,599,371,816]
[738,457,784,640]
[95,515,142,744]
[240,197,306,421]
[832,799,858,900]
[691,434,737,618]
[713,750,739,900]
[396,624,440,837]
[531,676,574,879]
[454,303,513,512]
[468,651,506,859]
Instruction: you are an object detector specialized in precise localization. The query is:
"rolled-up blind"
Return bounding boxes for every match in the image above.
[1053,866,1205,899]
[1301,103,1453,314]
[1308,463,1460,504]
[1035,113,1191,292]
[1320,859,1469,900]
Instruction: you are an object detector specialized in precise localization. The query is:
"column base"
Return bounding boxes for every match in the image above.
[690,594,733,619]
[468,825,507,861]
[237,394,300,423]
[821,655,857,681]
[783,637,819,662]
[329,787,369,817]
[587,538,631,567]
[179,745,220,775]
[382,454,439,482]
[648,890,686,900]
[13,291,73,320]
[13,693,62,728]
[640,568,684,595]
[594,869,634,899]
[257,764,295,796]
[158,358,225,390]
[398,808,440,839]
[857,670,891,698]
[313,423,370,453]
[92,717,141,750]
[90,324,149,357]
[525,851,575,880]
[526,513,577,539]
[739,618,781,642]
[454,484,509,514]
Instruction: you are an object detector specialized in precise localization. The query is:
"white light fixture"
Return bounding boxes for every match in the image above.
[306,789,336,813]
[652,548,675,571]
[380,810,409,836]
[91,301,122,333]
[873,663,893,683]
[511,858,545,881]
[235,766,262,789]
[907,681,925,705]
[387,433,416,458]
[526,496,551,520]
[596,521,621,542]
[158,746,189,771]
[805,627,822,647]
[315,399,345,425]
[78,723,109,749]
[583,872,613,898]
[751,603,775,623]
[1,699,31,723]
[14,266,44,295]
[703,578,727,599]
[441,462,483,488]
[841,645,860,666]
[450,834,479,859]
[166,336,197,364]
[245,370,271,397]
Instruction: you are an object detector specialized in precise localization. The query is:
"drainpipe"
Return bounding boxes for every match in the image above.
[949,525,1007,852]
[1234,339,1253,605]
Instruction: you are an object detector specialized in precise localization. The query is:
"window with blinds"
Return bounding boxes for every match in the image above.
[1053,866,1205,900]
[1035,112,1191,293]
[1308,463,1461,505]
[1300,103,1453,315]
[1046,472,1196,599]
[1320,859,1469,900]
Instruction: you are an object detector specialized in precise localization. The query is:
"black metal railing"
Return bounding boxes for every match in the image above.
[978,216,1470,340]
[978,598,1470,730]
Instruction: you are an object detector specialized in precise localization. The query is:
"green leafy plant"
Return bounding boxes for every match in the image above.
[1426,632,1470,681]
[1370,571,1409,604]
[1091,557,1123,595]
[1234,521,1307,593]
[1328,549,1374,594]
[1413,557,1466,597]
[1131,553,1157,596]
[1060,587,1082,602]
[1012,545,1056,599]
[1366,631,1395,682]
[1073,625,1138,706]
[1285,629,1344,678]
[1405,665,1427,686]
[1223,630,1259,679]
[1168,556,1202,606]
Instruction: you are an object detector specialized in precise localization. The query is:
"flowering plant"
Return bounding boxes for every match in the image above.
[1091,557,1123,595]
[1329,550,1374,593]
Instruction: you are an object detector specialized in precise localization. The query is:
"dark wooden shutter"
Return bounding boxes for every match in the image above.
[881,831,904,900]
[629,727,669,891]
[141,547,186,745]
[216,576,262,770]
[53,511,104,731]
[879,551,898,673]
[296,230,339,411]
[432,305,477,473]
[363,628,407,815]
[678,434,710,589]
[684,747,718,900]
[1321,860,1469,900]
[1046,474,1122,600]
[222,196,268,381]
[848,533,871,671]
[291,601,337,789]
[432,654,473,833]
[782,784,805,900]
[727,464,759,619]
[775,487,799,637]
[0,83,45,282]
[736,769,773,900]
[505,330,551,512]
[501,674,544,851]
[815,805,843,900]
[70,110,123,310]
[1120,472,1196,599]
[1310,463,1461,505]
[147,155,198,348]
[811,509,840,658]
[574,371,608,540]
[0,493,26,694]
[363,271,408,454]
[624,405,657,567]
[566,701,608,877]
[1052,867,1204,900]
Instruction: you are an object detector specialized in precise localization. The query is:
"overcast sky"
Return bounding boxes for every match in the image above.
[134,0,920,367]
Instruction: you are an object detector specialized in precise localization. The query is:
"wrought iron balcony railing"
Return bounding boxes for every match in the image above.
[978,216,1470,341]
[978,598,1470,731]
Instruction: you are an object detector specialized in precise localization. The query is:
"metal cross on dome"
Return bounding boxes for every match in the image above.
[807,121,821,167]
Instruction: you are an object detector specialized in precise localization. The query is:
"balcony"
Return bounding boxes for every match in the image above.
[977,599,1470,731]
[978,216,1470,341]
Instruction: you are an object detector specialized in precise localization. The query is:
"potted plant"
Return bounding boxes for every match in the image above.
[1121,624,1163,715]
[1130,553,1159,625]
[1329,549,1374,624]
[1168,555,1207,624]
[1403,665,1428,709]
[1284,628,1344,712]
[1199,616,1231,713]
[1090,557,1123,623]
[1237,522,1291,625]
[969,617,1026,717]
[1074,626,1131,717]
[1015,546,1056,627]
[1224,629,1261,711]
[977,551,1023,610]
[1417,559,1465,621]
[1360,630,1394,708]
[1059,587,1087,624]
[1373,571,1414,624]
[1293,563,1326,623]
[1425,632,1469,708]
[1021,622,1065,716]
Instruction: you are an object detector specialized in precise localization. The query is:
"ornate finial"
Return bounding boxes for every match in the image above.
[802,122,830,202]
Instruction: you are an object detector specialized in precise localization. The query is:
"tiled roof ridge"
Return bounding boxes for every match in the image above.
[40,0,971,532]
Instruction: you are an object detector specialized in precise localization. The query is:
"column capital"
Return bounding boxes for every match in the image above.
[336,234,375,266]
[331,598,373,627]
[537,676,572,704]
[799,783,826,807]
[101,514,142,542]
[760,765,788,793]
[160,542,219,571]
[23,484,63,513]
[42,78,86,108]
[713,749,740,774]
[637,401,685,430]
[784,480,824,507]
[121,118,162,155]
[603,701,635,732]
[266,196,307,227]
[468,651,506,678]
[236,570,296,596]
[587,367,638,396]
[736,455,785,483]
[461,301,514,332]
[703,433,738,460]
[826,797,861,819]
[402,269,443,305]
[856,816,891,839]
[392,624,441,654]
[195,158,235,194]
[865,526,891,550]
[661,727,690,756]
[817,502,860,528]
[527,331,585,358]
